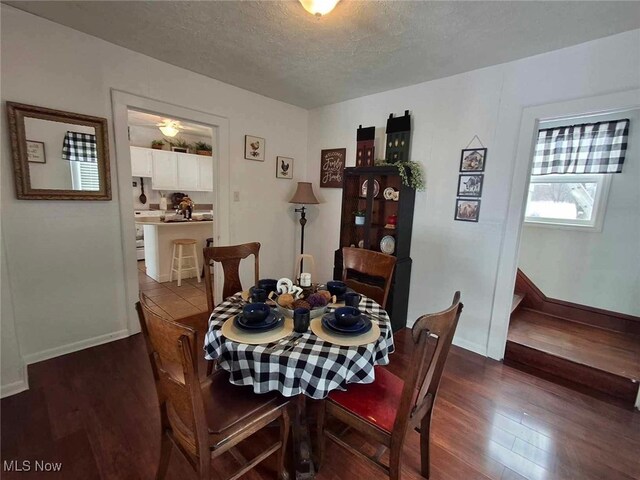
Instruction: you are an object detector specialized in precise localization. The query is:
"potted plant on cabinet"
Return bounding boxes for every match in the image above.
[168,138,191,153]
[151,140,165,150]
[354,209,366,225]
[194,141,213,156]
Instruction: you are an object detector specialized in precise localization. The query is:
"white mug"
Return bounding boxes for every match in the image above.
[300,272,311,287]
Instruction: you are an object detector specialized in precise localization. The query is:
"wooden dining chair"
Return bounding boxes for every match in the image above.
[342,247,397,309]
[203,242,260,311]
[137,294,290,480]
[317,292,463,480]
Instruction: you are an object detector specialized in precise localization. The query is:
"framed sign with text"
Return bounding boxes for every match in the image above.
[320,148,345,188]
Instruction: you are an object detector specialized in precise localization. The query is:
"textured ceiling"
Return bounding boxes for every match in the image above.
[6,1,640,108]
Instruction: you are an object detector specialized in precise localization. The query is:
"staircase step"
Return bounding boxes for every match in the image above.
[511,293,525,313]
[505,309,640,406]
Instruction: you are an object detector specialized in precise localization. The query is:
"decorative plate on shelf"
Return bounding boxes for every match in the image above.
[383,187,395,200]
[361,179,380,198]
[380,235,395,255]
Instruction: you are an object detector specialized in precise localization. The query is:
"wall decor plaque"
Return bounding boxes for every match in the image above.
[320,148,345,188]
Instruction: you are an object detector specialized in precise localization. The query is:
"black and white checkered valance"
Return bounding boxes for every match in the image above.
[62,131,97,163]
[532,119,629,175]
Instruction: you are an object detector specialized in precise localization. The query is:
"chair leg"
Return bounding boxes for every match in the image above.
[177,245,183,287]
[206,360,214,376]
[316,400,326,468]
[193,244,201,283]
[420,415,432,479]
[277,406,291,480]
[156,432,172,480]
[169,244,176,282]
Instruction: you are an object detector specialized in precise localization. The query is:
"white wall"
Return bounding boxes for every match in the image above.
[1,235,27,397]
[306,29,640,355]
[1,5,308,392]
[519,110,640,316]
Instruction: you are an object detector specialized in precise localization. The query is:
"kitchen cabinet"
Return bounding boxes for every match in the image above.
[151,150,178,190]
[133,147,214,192]
[130,146,153,177]
[177,154,200,190]
[197,156,214,191]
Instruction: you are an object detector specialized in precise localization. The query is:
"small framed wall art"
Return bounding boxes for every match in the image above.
[276,156,293,179]
[26,140,46,163]
[320,148,345,188]
[454,199,481,222]
[459,148,487,172]
[457,174,483,197]
[245,135,265,161]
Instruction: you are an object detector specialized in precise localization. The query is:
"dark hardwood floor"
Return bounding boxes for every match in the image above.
[2,329,639,480]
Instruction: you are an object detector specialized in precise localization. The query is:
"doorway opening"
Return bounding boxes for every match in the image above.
[111,90,231,335]
[129,109,215,319]
[503,109,640,407]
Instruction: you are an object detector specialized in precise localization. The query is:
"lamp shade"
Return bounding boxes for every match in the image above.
[289,182,319,205]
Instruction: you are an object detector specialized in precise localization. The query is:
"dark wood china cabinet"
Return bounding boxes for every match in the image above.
[333,165,416,331]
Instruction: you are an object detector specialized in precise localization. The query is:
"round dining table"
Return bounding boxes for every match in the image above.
[203,291,395,479]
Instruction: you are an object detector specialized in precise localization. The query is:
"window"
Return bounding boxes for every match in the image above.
[70,161,100,191]
[524,173,611,230]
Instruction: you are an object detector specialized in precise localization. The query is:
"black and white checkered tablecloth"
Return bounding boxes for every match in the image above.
[203,294,394,399]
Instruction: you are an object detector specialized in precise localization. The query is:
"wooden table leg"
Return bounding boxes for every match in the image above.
[292,395,315,480]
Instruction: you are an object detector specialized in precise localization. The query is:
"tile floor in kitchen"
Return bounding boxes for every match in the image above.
[137,260,209,319]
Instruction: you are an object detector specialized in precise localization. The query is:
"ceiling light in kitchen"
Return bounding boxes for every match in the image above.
[158,121,180,137]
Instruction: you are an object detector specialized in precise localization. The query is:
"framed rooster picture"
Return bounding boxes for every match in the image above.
[276,156,293,179]
[245,135,265,161]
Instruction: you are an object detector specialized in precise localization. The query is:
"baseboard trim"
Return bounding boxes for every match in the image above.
[1,363,29,399]
[23,329,131,366]
[452,337,487,357]
[1,379,28,398]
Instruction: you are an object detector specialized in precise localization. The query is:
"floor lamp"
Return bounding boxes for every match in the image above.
[289,182,319,277]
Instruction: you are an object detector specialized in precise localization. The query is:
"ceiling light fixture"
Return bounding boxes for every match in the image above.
[158,121,180,137]
[299,0,340,17]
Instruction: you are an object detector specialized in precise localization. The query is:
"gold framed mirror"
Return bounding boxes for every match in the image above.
[7,102,111,200]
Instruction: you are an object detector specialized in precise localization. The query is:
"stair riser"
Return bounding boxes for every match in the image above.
[504,341,638,406]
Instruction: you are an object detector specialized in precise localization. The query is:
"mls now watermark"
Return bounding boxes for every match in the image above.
[4,460,62,472]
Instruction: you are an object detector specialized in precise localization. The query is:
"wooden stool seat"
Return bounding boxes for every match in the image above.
[170,238,201,287]
[174,238,197,245]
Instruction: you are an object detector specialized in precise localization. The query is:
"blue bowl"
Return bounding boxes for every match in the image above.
[257,278,278,295]
[327,281,347,298]
[334,306,362,327]
[242,303,271,324]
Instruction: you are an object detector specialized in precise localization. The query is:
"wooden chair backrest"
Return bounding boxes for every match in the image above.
[391,292,463,443]
[137,294,209,464]
[341,247,396,309]
[203,242,260,310]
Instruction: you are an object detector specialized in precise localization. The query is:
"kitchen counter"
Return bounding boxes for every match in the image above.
[135,219,213,226]
[140,221,213,283]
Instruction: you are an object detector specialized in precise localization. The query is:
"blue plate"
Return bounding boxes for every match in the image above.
[235,311,283,331]
[322,313,372,335]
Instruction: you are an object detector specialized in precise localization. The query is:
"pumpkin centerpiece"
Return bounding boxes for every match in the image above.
[273,278,332,319]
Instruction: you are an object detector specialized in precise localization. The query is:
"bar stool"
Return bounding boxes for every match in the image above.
[170,239,201,287]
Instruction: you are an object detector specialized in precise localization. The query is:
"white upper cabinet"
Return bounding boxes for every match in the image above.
[134,147,214,192]
[151,150,178,190]
[177,154,200,190]
[130,146,153,177]
[197,156,214,191]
